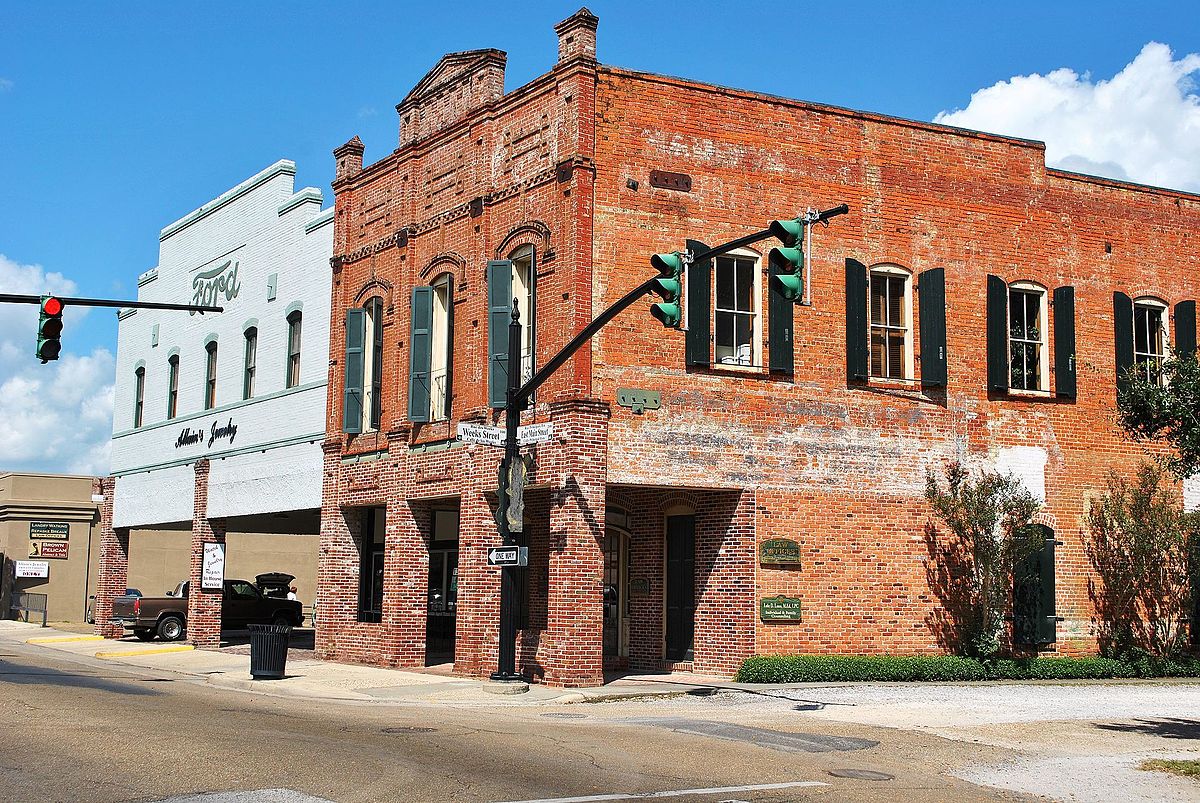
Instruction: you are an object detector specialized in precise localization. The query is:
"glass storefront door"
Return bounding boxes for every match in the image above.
[603,528,629,660]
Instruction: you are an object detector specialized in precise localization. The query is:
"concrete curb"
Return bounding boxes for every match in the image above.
[96,645,195,659]
[27,635,105,644]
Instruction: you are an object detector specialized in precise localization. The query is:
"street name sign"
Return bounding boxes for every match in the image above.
[517,422,554,445]
[486,546,528,567]
[457,422,505,446]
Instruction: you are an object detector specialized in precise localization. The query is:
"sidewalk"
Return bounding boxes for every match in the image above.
[0,620,739,707]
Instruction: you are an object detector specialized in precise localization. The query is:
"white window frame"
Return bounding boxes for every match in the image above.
[204,341,218,410]
[713,248,762,369]
[429,274,452,421]
[1133,297,1169,386]
[1008,281,1049,393]
[510,246,535,386]
[868,264,914,380]
[362,298,383,432]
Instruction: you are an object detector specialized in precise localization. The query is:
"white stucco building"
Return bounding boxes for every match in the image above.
[96,161,332,634]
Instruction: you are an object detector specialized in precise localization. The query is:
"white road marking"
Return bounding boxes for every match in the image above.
[495,780,828,803]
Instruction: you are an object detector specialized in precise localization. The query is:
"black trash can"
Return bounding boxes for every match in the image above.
[248,623,291,680]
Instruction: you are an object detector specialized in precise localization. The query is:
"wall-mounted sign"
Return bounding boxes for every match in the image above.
[176,417,239,450]
[629,578,650,597]
[190,258,241,315]
[760,595,802,621]
[15,561,50,579]
[201,542,225,591]
[30,541,69,559]
[760,538,802,566]
[29,521,70,540]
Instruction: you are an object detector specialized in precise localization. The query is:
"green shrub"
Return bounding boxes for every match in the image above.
[734,654,1200,683]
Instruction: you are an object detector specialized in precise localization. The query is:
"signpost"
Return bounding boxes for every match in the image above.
[487,546,529,568]
[759,595,803,621]
[15,561,50,579]
[201,543,226,591]
[30,541,68,559]
[29,521,70,539]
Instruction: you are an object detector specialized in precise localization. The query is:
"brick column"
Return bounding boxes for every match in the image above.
[186,460,225,648]
[543,399,609,687]
[454,477,501,678]
[381,497,427,667]
[93,476,128,638]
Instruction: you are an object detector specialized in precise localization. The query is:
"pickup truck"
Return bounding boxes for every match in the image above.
[111,579,304,641]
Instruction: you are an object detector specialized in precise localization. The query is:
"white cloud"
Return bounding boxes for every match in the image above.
[0,77,12,92]
[0,254,114,476]
[934,42,1200,193]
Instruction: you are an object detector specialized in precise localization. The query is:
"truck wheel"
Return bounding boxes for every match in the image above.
[272,615,292,628]
[133,629,155,641]
[157,615,185,641]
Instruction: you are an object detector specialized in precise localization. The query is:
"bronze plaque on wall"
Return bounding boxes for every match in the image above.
[759,538,801,565]
[760,595,802,621]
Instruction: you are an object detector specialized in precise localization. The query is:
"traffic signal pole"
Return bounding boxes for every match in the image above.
[489,203,849,683]
[0,293,224,314]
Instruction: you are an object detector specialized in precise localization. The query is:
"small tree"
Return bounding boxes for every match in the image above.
[1085,461,1199,660]
[924,462,1043,657]
[1117,352,1200,479]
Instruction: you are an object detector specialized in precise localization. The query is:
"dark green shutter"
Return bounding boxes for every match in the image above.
[918,268,947,387]
[443,278,455,419]
[408,286,433,423]
[685,239,710,368]
[768,261,794,376]
[488,260,512,408]
[342,307,365,434]
[1013,529,1057,646]
[1174,300,1197,358]
[1053,286,1077,399]
[986,275,1008,392]
[1114,291,1134,396]
[845,259,868,381]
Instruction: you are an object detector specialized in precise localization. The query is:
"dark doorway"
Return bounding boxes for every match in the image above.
[603,527,629,664]
[425,509,459,664]
[664,514,695,662]
[358,507,385,623]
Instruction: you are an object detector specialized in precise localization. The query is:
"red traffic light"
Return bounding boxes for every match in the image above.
[42,296,63,316]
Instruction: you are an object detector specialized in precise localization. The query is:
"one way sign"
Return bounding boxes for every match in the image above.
[486,546,528,567]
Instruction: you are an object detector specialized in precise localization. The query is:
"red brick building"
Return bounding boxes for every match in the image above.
[317,8,1200,686]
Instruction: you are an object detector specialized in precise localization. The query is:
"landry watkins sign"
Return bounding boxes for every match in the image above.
[176,418,239,450]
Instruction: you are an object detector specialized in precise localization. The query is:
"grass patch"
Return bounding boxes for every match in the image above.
[735,654,1200,684]
[1139,759,1200,779]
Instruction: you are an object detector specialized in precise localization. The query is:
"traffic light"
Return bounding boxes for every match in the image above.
[767,218,805,302]
[36,295,64,362]
[649,252,685,328]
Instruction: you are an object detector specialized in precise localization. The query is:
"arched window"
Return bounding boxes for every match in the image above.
[286,311,302,388]
[1008,281,1048,392]
[204,341,218,410]
[487,248,536,407]
[133,366,145,428]
[243,327,258,400]
[868,265,913,379]
[1133,297,1168,385]
[166,355,179,419]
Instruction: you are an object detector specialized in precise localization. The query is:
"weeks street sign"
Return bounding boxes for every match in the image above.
[457,421,555,448]
[486,546,528,568]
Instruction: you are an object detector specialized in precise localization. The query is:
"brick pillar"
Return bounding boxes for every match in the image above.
[693,489,757,677]
[381,497,427,667]
[93,476,128,638]
[186,460,225,648]
[543,399,609,687]
[454,474,501,678]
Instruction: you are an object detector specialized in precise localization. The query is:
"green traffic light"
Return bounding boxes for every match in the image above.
[768,218,804,247]
[768,246,803,273]
[651,276,681,301]
[650,301,681,328]
[770,272,804,301]
[651,252,683,276]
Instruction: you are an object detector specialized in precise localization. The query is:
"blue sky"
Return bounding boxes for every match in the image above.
[1,1,1198,474]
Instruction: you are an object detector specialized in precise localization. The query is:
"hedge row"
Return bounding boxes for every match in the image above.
[735,654,1200,684]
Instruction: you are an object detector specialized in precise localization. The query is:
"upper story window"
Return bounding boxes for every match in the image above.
[133,366,145,428]
[409,274,455,423]
[286,311,302,389]
[869,266,913,379]
[243,327,257,400]
[511,247,536,385]
[167,355,179,420]
[204,341,218,410]
[1133,298,1168,385]
[344,298,384,435]
[714,251,761,367]
[1008,282,1048,392]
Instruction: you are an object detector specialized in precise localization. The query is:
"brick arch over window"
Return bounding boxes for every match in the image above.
[495,221,552,263]
[1031,511,1059,532]
[419,252,467,290]
[353,278,394,308]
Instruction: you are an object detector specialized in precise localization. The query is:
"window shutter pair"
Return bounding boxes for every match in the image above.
[1114,294,1198,395]
[844,259,946,387]
[407,282,455,423]
[987,276,1077,398]
[1013,530,1057,645]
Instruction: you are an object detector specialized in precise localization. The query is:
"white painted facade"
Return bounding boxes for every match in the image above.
[110,161,332,529]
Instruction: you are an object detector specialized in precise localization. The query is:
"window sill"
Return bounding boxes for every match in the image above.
[866,376,919,389]
[1005,388,1053,399]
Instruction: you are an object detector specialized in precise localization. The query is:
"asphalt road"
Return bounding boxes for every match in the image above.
[0,642,1024,803]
